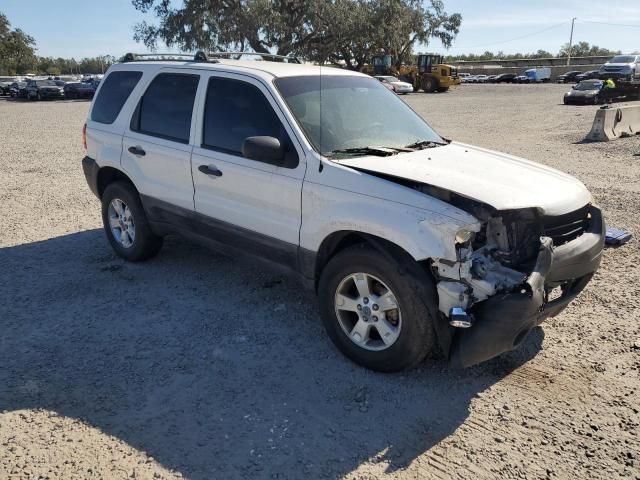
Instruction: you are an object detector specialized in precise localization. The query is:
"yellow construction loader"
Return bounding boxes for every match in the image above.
[365,54,460,93]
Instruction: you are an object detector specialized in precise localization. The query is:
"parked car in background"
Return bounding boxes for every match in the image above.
[474,74,489,83]
[373,75,413,94]
[9,81,28,99]
[556,71,582,83]
[458,72,471,83]
[599,54,640,80]
[25,79,65,100]
[563,79,605,105]
[64,80,99,99]
[514,75,529,83]
[524,68,551,83]
[494,73,517,83]
[0,76,16,95]
[486,75,499,83]
[575,70,600,82]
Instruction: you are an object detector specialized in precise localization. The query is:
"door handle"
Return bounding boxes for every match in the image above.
[128,145,146,156]
[198,164,223,177]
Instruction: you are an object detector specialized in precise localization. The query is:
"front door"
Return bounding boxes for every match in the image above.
[190,73,306,268]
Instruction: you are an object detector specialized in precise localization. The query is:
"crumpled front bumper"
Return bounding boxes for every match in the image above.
[449,206,605,368]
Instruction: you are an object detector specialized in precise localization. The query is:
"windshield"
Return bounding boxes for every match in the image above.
[609,55,636,63]
[275,75,442,157]
[575,81,602,90]
[35,80,58,87]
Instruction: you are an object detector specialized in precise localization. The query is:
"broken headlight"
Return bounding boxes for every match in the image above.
[455,228,475,246]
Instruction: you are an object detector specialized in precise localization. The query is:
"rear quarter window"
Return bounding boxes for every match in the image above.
[91,71,143,124]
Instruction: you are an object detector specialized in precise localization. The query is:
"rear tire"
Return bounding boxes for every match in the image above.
[101,181,163,262]
[318,245,439,372]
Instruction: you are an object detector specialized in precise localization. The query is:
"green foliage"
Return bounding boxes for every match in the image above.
[0,12,37,75]
[558,41,620,58]
[446,43,621,62]
[131,0,461,69]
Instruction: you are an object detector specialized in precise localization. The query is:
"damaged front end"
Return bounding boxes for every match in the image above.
[421,185,605,368]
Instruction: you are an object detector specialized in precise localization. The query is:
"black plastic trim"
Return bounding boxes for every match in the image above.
[82,156,100,198]
[140,194,302,273]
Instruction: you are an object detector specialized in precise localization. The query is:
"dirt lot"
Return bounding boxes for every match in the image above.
[1,84,639,480]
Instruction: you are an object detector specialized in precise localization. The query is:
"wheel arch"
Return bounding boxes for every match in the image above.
[96,166,138,199]
[312,230,434,289]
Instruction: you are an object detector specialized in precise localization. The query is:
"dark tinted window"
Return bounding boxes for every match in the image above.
[131,73,199,143]
[203,77,292,158]
[92,71,142,124]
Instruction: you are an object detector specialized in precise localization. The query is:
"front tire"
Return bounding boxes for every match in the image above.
[101,181,163,262]
[318,245,438,372]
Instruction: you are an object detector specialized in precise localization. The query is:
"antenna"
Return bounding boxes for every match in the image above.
[318,63,324,172]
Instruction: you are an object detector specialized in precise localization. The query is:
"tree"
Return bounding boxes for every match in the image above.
[0,12,37,74]
[130,0,461,68]
[559,41,620,58]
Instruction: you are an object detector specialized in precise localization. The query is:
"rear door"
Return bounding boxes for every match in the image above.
[190,73,306,268]
[122,70,200,211]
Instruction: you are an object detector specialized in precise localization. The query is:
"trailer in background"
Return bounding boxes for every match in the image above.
[524,67,551,83]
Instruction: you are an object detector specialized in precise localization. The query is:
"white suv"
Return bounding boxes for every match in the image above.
[82,52,604,371]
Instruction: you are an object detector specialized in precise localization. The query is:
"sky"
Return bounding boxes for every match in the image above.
[1,0,639,59]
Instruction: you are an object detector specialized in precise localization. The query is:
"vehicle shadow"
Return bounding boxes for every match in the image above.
[0,230,544,479]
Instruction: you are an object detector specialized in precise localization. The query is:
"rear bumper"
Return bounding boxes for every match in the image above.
[449,206,605,368]
[82,156,100,199]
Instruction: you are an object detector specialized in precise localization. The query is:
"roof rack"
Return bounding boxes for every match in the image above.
[122,51,301,64]
[204,51,302,64]
[122,52,216,63]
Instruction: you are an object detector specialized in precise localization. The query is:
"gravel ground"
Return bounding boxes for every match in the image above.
[1,84,639,480]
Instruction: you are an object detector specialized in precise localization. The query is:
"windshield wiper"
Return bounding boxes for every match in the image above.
[405,139,448,150]
[326,146,404,158]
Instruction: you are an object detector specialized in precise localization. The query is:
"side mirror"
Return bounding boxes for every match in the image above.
[242,136,287,166]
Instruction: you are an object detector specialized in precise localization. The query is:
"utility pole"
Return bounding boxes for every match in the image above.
[567,17,577,66]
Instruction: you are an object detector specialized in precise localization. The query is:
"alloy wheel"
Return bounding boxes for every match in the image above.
[108,198,136,248]
[334,272,402,351]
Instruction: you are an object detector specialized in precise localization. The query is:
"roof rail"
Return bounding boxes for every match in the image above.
[121,50,302,64]
[204,51,302,64]
[122,52,218,63]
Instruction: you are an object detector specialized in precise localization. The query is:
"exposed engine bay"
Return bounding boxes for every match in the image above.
[415,183,590,323]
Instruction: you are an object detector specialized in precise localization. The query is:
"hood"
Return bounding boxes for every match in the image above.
[336,142,591,216]
[567,89,598,96]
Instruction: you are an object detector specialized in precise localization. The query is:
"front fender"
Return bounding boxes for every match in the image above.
[300,181,479,263]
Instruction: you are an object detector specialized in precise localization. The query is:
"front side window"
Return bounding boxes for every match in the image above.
[202,77,296,164]
[131,73,199,143]
[92,71,142,124]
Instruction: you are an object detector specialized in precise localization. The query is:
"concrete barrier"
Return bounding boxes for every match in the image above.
[587,105,640,141]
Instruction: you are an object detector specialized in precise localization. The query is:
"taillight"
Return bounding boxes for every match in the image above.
[82,123,87,151]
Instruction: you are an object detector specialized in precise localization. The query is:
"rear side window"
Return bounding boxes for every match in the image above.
[202,77,290,156]
[91,71,142,124]
[130,73,199,144]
